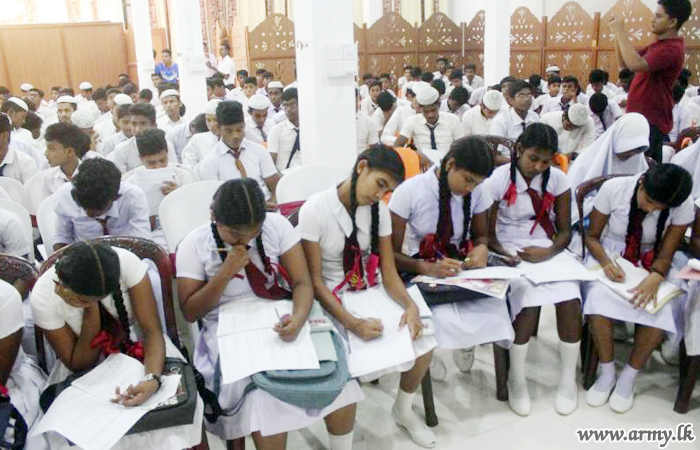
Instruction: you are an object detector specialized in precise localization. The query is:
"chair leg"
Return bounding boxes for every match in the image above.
[494,344,509,401]
[227,438,246,450]
[421,370,438,427]
[582,324,599,390]
[674,340,700,414]
[531,308,541,337]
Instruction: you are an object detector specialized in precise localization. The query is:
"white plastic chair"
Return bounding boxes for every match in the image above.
[275,165,350,204]
[0,177,29,209]
[0,199,34,263]
[24,170,48,216]
[36,194,58,260]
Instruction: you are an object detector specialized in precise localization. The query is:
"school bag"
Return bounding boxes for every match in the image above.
[0,387,27,450]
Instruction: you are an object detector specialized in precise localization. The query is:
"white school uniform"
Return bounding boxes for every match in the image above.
[468,86,487,107]
[0,146,38,183]
[388,169,514,349]
[461,105,494,136]
[176,217,363,439]
[463,75,484,91]
[267,119,301,172]
[244,116,275,145]
[439,99,469,119]
[532,93,558,113]
[197,139,277,200]
[670,102,696,143]
[540,94,589,115]
[371,108,387,133]
[685,198,700,355]
[10,136,46,169]
[40,165,77,198]
[0,208,30,256]
[482,164,581,319]
[540,111,596,156]
[94,118,117,143]
[399,111,464,163]
[360,96,379,117]
[582,175,694,335]
[99,130,128,157]
[671,139,700,199]
[380,105,416,146]
[181,131,219,168]
[166,121,193,163]
[356,111,379,154]
[156,115,184,133]
[489,107,540,157]
[30,248,203,450]
[298,185,437,379]
[588,102,623,138]
[108,136,178,174]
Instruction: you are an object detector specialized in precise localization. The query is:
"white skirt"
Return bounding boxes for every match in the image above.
[430,298,514,349]
[196,316,365,440]
[7,349,49,450]
[686,281,700,356]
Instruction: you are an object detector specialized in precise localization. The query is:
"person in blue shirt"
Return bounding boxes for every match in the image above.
[155,49,179,83]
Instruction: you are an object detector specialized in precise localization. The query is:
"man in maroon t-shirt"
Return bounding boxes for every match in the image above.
[611,0,692,162]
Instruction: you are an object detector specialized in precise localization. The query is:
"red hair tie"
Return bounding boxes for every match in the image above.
[365,253,380,287]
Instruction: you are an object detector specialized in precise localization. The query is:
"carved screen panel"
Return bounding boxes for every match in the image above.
[511,51,542,80]
[545,51,595,85]
[248,13,295,60]
[546,2,594,50]
[595,50,622,81]
[680,1,700,84]
[418,13,461,53]
[464,10,485,50]
[511,7,543,50]
[463,50,484,77]
[367,12,418,55]
[598,0,654,50]
[355,24,368,78]
[366,53,418,80]
[685,51,700,85]
[230,18,248,72]
[250,58,296,85]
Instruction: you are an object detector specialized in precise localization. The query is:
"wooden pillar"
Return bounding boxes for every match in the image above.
[265,0,273,16]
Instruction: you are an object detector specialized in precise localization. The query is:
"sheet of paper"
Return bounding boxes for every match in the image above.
[406,284,433,317]
[217,298,294,337]
[218,323,319,384]
[132,167,176,215]
[71,353,144,400]
[674,265,700,281]
[519,251,596,284]
[343,287,417,378]
[455,266,523,280]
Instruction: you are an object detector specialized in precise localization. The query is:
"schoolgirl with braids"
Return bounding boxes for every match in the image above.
[30,242,201,449]
[299,145,438,449]
[176,179,362,450]
[583,164,693,414]
[389,136,514,379]
[482,122,582,417]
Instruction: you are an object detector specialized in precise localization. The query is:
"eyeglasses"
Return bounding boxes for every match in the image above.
[515,93,532,99]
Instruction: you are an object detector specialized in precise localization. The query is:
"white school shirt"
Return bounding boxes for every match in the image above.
[219,55,236,84]
[0,209,30,257]
[0,279,23,340]
[388,168,492,256]
[399,111,464,157]
[94,110,112,126]
[298,185,392,290]
[585,85,618,101]
[244,116,275,145]
[588,102,623,138]
[359,84,369,100]
[272,110,287,124]
[356,111,379,154]
[176,215,298,309]
[532,93,558,112]
[181,131,219,168]
[197,138,277,200]
[372,108,387,133]
[670,103,697,143]
[540,94,589,114]
[467,87,487,107]
[166,122,193,163]
[94,119,117,143]
[0,147,38,183]
[380,105,415,146]
[439,99,469,119]
[360,97,379,117]
[108,136,178,174]
[157,115,184,133]
[539,111,596,155]
[31,247,147,335]
[489,107,540,156]
[481,164,570,243]
[10,137,45,169]
[41,165,77,198]
[593,174,695,249]
[204,53,218,78]
[267,119,301,171]
[52,181,151,245]
[463,75,484,91]
[461,105,493,136]
[123,164,196,189]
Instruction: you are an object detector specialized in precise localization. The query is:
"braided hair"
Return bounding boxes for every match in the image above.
[511,123,559,198]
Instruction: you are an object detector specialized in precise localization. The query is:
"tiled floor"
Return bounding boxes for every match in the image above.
[206,304,700,450]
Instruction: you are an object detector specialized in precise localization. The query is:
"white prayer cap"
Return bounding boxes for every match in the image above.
[205,99,222,115]
[566,103,589,127]
[7,97,28,111]
[545,66,560,73]
[20,83,34,92]
[71,109,95,129]
[113,93,133,105]
[57,95,77,105]
[268,81,284,90]
[248,94,270,110]
[160,89,180,100]
[482,90,503,111]
[415,86,439,106]
[79,81,93,90]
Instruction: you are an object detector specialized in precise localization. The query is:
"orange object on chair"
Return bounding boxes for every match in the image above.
[553,153,569,173]
[383,147,421,203]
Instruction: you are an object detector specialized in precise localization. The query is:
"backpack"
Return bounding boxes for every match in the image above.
[0,389,27,450]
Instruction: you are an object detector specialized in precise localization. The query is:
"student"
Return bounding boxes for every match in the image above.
[267,88,301,172]
[359,73,375,100]
[539,103,596,158]
[109,103,178,173]
[583,164,693,412]
[380,83,422,146]
[298,146,437,448]
[151,73,164,98]
[615,68,635,108]
[99,104,133,157]
[167,113,207,163]
[204,42,218,78]
[379,73,396,97]
[52,158,150,250]
[398,65,413,93]
[217,42,236,87]
[431,79,446,102]
[243,77,258,100]
[155,49,179,83]
[30,242,202,449]
[360,81,381,117]
[395,86,464,165]
[389,136,515,379]
[156,89,183,131]
[56,96,78,125]
[267,81,284,116]
[208,78,227,101]
[244,94,274,145]
[182,99,221,168]
[0,208,31,258]
[587,93,623,138]
[41,122,83,198]
[198,101,280,209]
[542,66,561,92]
[670,82,697,143]
[123,83,140,104]
[439,86,470,119]
[355,90,380,155]
[489,80,540,164]
[176,179,361,450]
[91,87,110,117]
[586,69,618,100]
[532,75,562,114]
[372,91,397,134]
[447,69,464,93]
[461,90,503,137]
[541,76,587,115]
[568,113,650,222]
[0,113,38,183]
[433,57,449,84]
[95,93,132,145]
[1,97,29,132]
[258,71,273,96]
[482,123,582,416]
[462,64,484,92]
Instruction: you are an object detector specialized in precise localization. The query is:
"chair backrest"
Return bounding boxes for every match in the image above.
[575,174,627,258]
[276,165,350,205]
[672,126,700,151]
[0,254,38,298]
[36,194,58,256]
[158,180,222,251]
[480,135,515,164]
[0,199,34,263]
[0,177,29,208]
[24,170,48,216]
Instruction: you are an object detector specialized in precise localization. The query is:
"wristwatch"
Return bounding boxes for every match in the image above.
[143,373,162,388]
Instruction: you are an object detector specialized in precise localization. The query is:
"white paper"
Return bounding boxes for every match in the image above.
[519,251,596,284]
[132,167,176,215]
[217,298,294,337]
[343,287,416,378]
[456,266,523,280]
[406,285,433,317]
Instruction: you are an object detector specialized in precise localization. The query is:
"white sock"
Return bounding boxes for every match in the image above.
[329,431,354,450]
[615,364,639,399]
[394,388,416,417]
[558,340,580,399]
[508,342,530,399]
[592,361,616,393]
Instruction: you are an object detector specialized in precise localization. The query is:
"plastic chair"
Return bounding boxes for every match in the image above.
[24,169,48,216]
[36,194,59,259]
[0,199,35,263]
[0,177,29,209]
[480,135,515,164]
[275,165,350,205]
[0,253,38,297]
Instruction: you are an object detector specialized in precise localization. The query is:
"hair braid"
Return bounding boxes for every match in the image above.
[509,153,518,186]
[437,158,452,236]
[654,209,671,254]
[349,170,360,245]
[461,194,472,245]
[370,203,379,256]
[211,222,227,263]
[112,288,134,349]
[256,234,272,274]
[541,167,551,195]
[626,179,641,242]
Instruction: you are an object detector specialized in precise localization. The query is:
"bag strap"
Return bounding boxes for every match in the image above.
[0,392,28,450]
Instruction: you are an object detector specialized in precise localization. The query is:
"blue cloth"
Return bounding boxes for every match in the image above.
[155,62,179,82]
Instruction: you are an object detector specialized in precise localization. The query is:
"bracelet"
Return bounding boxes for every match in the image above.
[143,373,162,389]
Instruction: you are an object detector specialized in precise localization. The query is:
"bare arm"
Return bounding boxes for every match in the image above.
[0,330,21,385]
[690,207,700,257]
[129,276,165,377]
[394,135,409,148]
[611,17,649,73]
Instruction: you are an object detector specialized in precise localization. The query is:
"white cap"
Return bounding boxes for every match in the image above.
[113,93,133,105]
[79,81,93,90]
[545,66,560,73]
[415,86,440,106]
[160,89,180,100]
[57,95,77,105]
[566,103,589,127]
[248,94,270,110]
[267,81,284,90]
[482,90,504,111]
[205,99,222,115]
[7,97,29,111]
[20,83,33,92]
[71,109,95,129]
